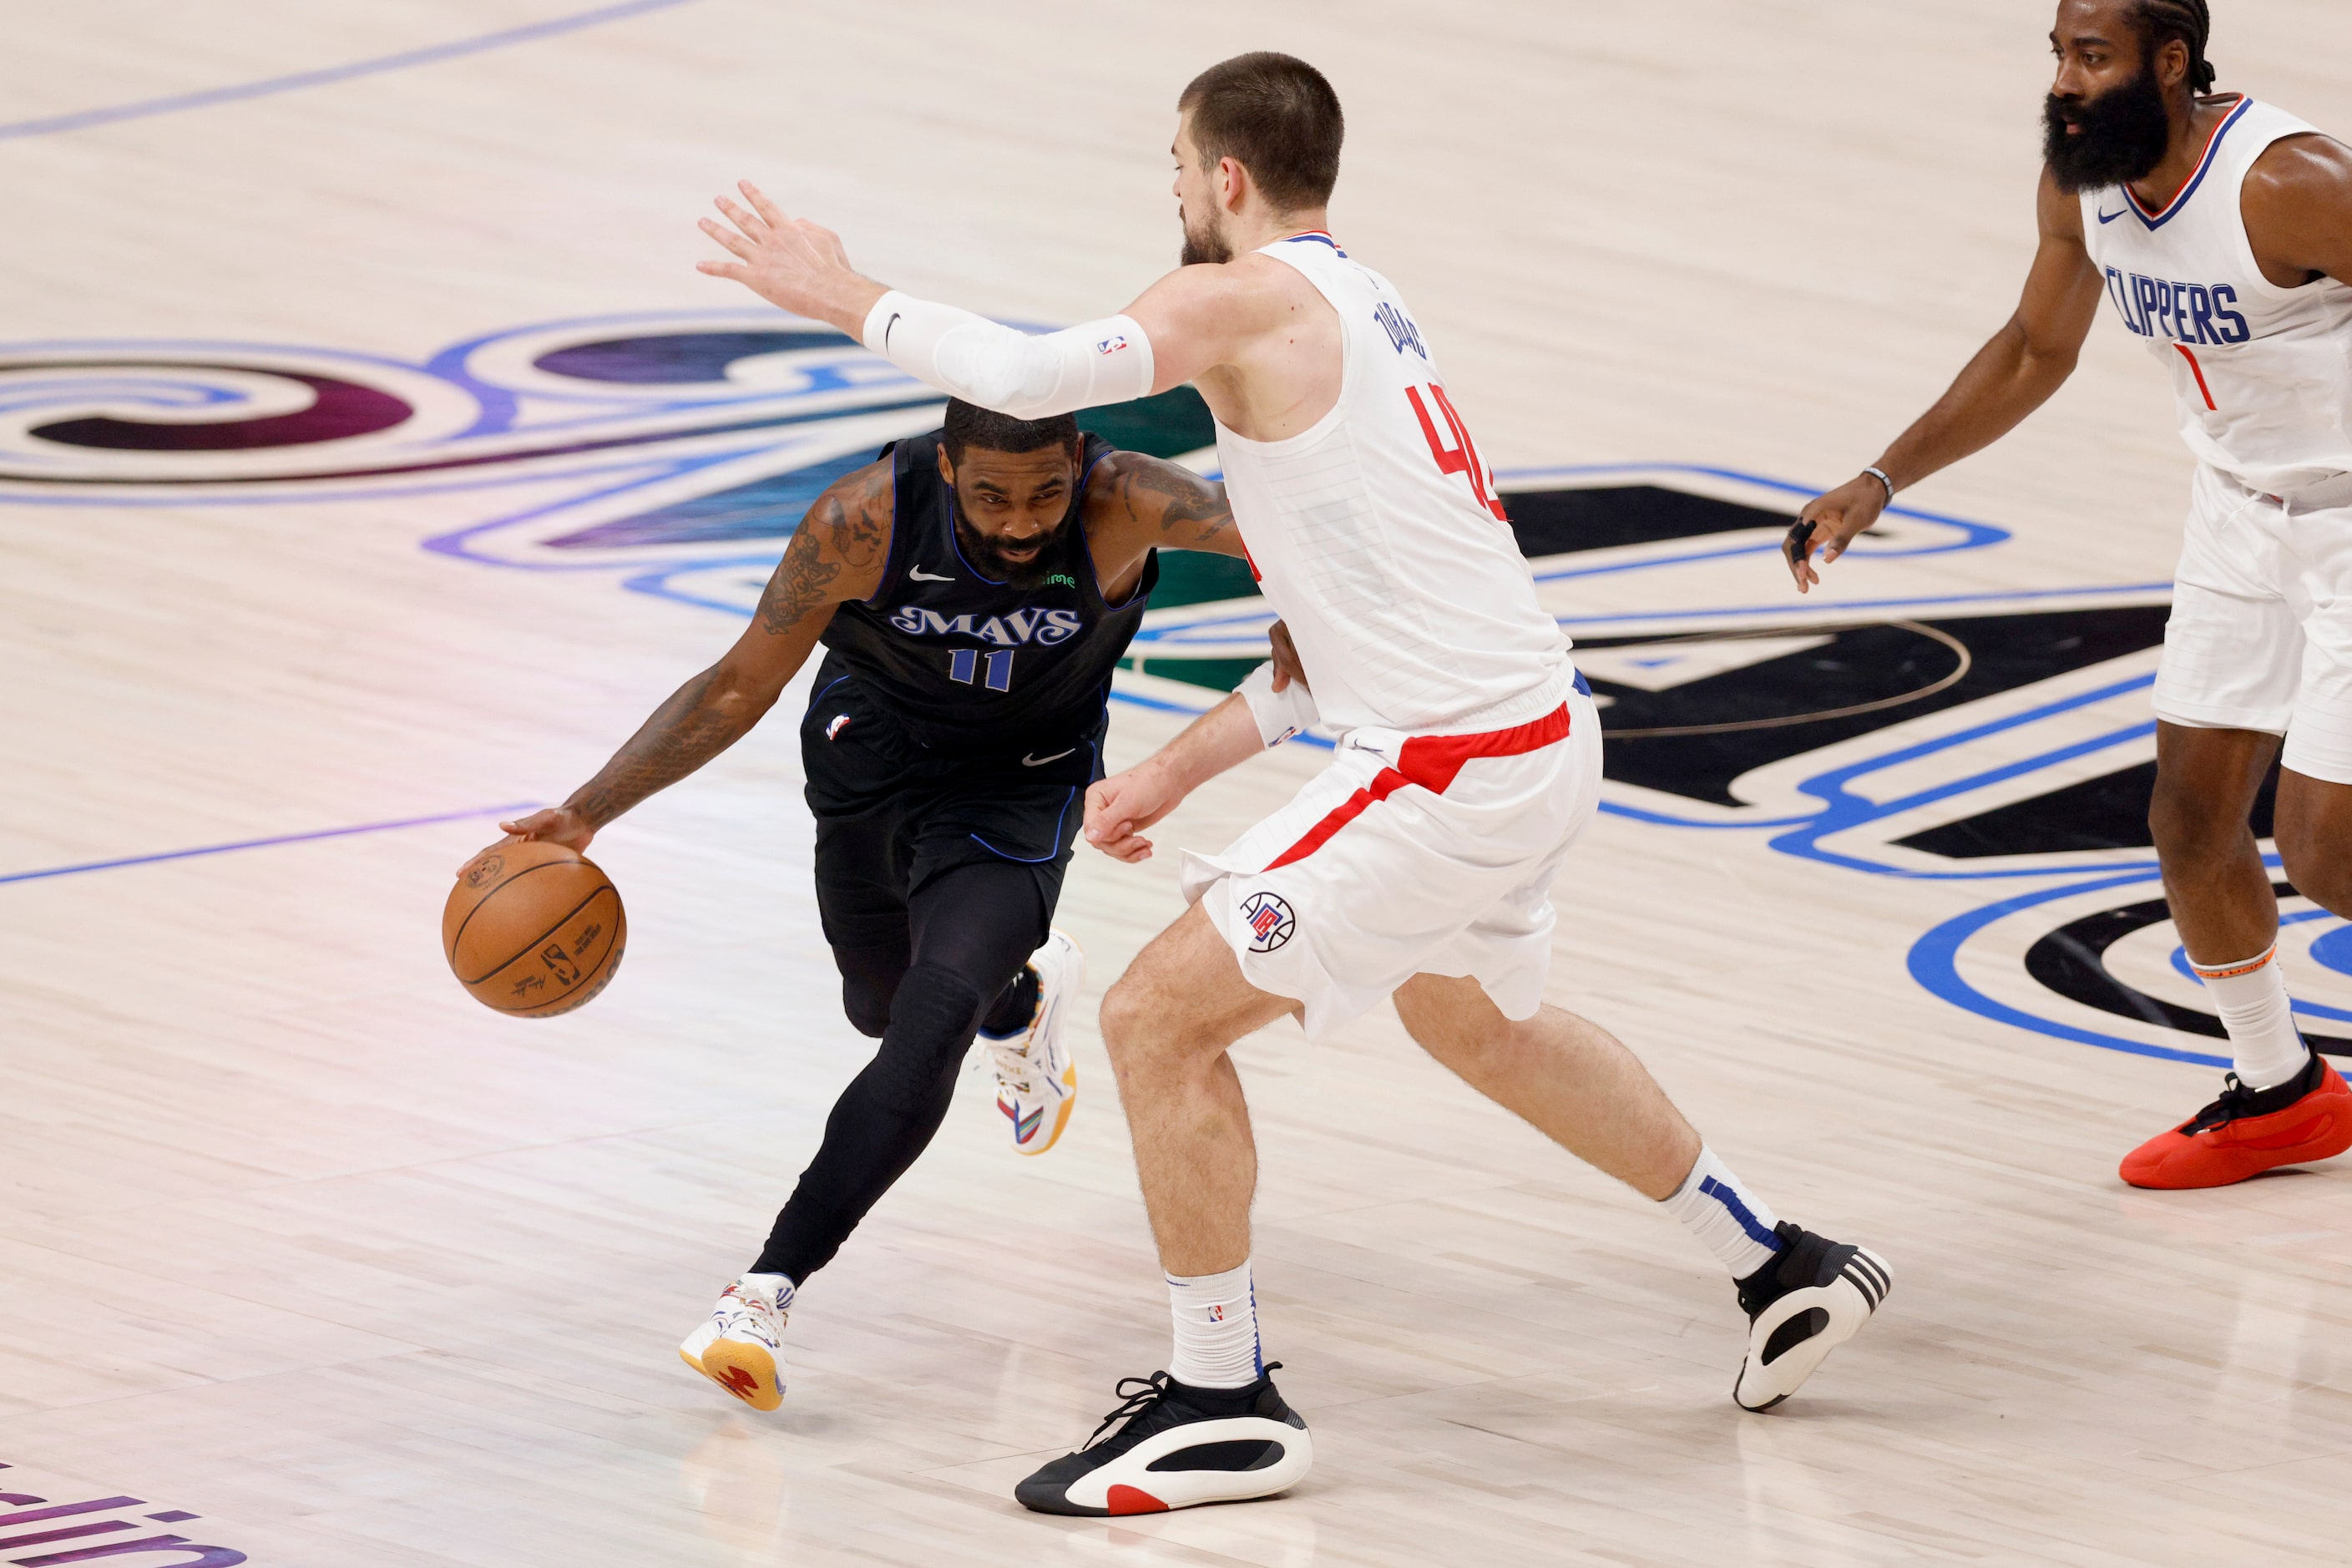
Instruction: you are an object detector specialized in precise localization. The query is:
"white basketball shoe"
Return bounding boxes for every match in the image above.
[988,928,1082,1156]
[679,1273,790,1411]
[1731,1223,1890,1411]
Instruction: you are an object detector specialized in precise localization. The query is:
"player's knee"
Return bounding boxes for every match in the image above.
[865,962,986,1109]
[1099,966,1191,1077]
[833,943,908,1038]
[2148,771,2238,862]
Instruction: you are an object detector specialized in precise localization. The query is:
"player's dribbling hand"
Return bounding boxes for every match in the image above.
[1785,475,1888,594]
[460,807,594,874]
[695,181,875,330]
[1084,764,1182,864]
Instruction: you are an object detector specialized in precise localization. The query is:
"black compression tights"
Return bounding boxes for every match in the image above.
[752,860,1044,1282]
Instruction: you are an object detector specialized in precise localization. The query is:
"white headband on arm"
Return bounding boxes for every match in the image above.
[860,291,1156,420]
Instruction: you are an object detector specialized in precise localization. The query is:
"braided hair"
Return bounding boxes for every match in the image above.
[2132,0,2218,94]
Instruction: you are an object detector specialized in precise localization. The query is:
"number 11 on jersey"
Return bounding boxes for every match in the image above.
[949,647,1014,692]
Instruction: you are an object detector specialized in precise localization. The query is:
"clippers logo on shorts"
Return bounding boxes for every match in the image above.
[1239,890,1296,953]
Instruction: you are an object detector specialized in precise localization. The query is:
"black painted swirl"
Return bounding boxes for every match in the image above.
[26,362,412,450]
[534,330,857,385]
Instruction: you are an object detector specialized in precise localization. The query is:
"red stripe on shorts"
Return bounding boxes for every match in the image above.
[1262,704,1571,871]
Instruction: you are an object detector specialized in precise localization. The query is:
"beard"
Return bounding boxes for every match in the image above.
[2043,64,2174,194]
[1180,206,1232,267]
[952,503,1065,590]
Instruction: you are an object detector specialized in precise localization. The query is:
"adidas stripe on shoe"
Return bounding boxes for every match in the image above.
[1731,1222,1889,1413]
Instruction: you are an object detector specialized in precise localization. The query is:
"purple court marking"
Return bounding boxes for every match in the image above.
[0,803,539,886]
[0,0,703,143]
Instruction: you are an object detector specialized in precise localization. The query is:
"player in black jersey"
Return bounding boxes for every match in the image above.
[487,399,1250,1410]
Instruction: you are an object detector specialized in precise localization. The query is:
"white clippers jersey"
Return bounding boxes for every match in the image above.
[1213,233,1570,736]
[2078,96,2352,494]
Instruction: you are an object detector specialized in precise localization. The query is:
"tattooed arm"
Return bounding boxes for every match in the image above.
[479,459,893,857]
[1084,452,1241,602]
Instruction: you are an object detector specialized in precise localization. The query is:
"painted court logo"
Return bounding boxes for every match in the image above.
[1240,891,1295,953]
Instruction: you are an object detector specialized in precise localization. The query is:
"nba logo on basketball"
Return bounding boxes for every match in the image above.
[1239,891,1295,953]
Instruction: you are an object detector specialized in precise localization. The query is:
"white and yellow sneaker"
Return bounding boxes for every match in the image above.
[988,928,1082,1156]
[679,1273,790,1411]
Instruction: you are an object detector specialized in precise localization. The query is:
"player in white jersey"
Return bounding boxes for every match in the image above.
[1790,0,2352,1190]
[699,52,1889,1514]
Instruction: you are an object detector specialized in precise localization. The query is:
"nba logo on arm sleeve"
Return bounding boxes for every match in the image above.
[1096,333,1130,355]
[1240,890,1296,952]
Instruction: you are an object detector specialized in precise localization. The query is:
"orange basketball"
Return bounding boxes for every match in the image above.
[443,840,626,1018]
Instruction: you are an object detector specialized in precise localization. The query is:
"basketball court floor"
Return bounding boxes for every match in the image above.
[8,3,2352,1562]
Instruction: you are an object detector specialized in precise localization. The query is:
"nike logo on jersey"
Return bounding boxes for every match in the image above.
[908,565,954,582]
[1022,748,1075,766]
[2096,206,2127,224]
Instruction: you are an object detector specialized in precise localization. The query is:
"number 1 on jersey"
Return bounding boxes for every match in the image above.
[1405,383,1509,522]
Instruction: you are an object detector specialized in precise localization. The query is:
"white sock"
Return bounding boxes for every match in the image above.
[2191,946,2309,1090]
[1166,1261,1262,1388]
[1661,1147,1784,1280]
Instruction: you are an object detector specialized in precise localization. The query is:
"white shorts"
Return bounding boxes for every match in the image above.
[1179,680,1602,1039]
[2154,463,2352,786]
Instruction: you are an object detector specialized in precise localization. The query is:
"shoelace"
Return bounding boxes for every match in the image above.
[1083,1372,1172,1448]
[1080,1363,1283,1449]
[2184,1071,2256,1134]
[717,1287,786,1346]
[989,1037,1039,1096]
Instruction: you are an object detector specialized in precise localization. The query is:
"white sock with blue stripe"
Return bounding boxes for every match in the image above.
[1166,1260,1262,1388]
[1661,1147,1784,1278]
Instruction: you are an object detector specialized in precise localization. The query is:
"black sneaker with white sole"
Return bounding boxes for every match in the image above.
[1015,1366,1313,1515]
[1731,1222,1890,1412]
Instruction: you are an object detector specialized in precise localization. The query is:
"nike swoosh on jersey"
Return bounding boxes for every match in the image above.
[908,565,954,582]
[2097,206,2128,224]
[1022,748,1075,766]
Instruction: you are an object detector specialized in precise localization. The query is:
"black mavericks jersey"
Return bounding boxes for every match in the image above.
[816,431,1158,754]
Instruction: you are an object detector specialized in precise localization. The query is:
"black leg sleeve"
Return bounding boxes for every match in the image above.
[752,861,1048,1281]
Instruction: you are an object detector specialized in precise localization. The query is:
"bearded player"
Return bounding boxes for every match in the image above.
[1788,0,2352,1190]
[488,399,1247,1410]
[701,52,1889,1514]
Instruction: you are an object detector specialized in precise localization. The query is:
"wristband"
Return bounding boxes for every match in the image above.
[1862,466,1896,505]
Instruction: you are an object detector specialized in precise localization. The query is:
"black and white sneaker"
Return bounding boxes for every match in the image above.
[1731,1222,1890,1412]
[1015,1367,1313,1515]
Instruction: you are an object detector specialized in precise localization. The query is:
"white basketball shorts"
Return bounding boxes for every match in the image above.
[1179,677,1603,1039]
[2154,463,2352,785]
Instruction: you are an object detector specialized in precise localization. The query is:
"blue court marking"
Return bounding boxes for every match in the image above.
[1907,870,2233,1069]
[0,803,537,887]
[0,0,702,143]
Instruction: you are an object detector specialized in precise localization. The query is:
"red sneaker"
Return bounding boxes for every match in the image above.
[2121,1054,2352,1190]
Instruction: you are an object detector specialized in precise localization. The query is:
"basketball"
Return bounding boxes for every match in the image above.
[443,840,626,1018]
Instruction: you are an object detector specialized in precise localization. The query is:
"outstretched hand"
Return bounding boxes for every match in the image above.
[1083,761,1185,864]
[455,806,593,876]
[1784,473,1889,593]
[695,181,884,335]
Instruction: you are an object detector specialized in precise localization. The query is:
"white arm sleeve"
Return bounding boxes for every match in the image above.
[860,290,1155,419]
[1237,660,1319,749]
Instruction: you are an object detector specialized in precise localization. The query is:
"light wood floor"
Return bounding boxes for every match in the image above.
[7,3,2352,1564]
